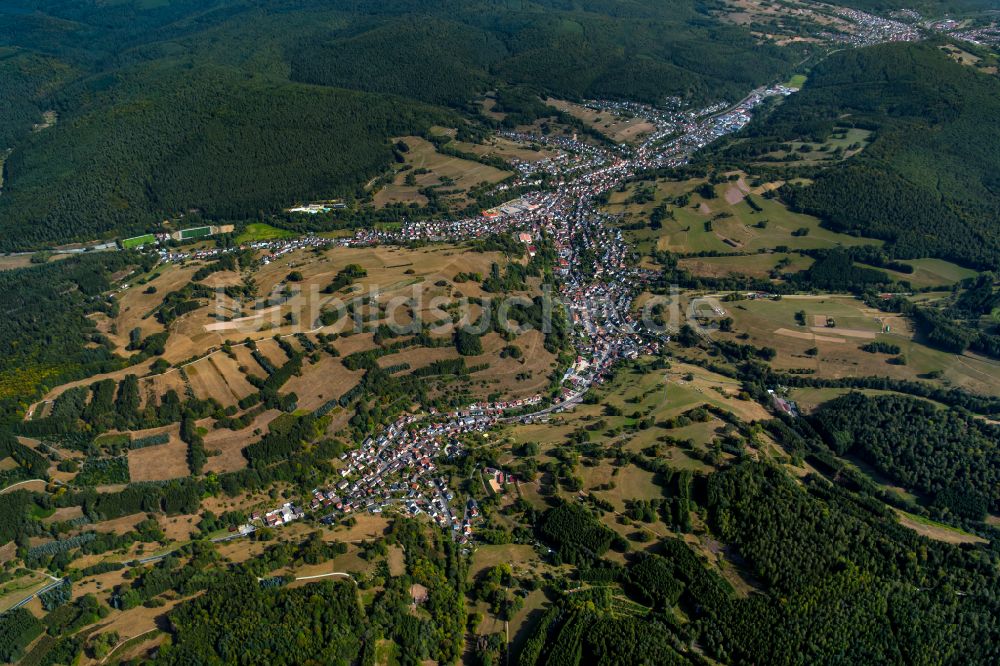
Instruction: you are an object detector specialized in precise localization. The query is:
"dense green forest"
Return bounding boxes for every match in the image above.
[155,576,365,664]
[0,64,452,247]
[0,0,802,249]
[698,462,1000,664]
[290,1,798,106]
[514,460,1000,665]
[814,392,1000,519]
[708,42,1000,268]
[0,49,74,149]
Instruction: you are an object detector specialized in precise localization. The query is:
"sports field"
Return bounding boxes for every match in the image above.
[179,225,212,239]
[122,233,156,249]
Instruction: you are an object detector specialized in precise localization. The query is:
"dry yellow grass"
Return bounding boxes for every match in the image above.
[720,294,1000,397]
[449,136,558,163]
[182,353,256,407]
[283,355,364,412]
[202,409,282,474]
[894,509,987,545]
[128,433,189,482]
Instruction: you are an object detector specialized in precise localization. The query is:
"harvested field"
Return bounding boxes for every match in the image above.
[810,326,874,339]
[282,356,363,412]
[254,337,289,369]
[43,506,83,524]
[90,597,186,645]
[775,328,846,343]
[140,370,190,410]
[160,513,199,543]
[182,353,256,406]
[129,436,189,482]
[323,513,391,541]
[449,136,558,163]
[93,512,148,536]
[678,253,813,279]
[895,509,987,545]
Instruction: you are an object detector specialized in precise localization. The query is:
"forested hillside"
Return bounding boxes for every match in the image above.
[0,64,452,246]
[290,0,797,105]
[815,392,1000,519]
[0,49,75,149]
[709,42,1000,268]
[701,463,1000,664]
[0,0,802,249]
[0,251,154,422]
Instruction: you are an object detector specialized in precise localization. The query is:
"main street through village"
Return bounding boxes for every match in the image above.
[236,83,798,542]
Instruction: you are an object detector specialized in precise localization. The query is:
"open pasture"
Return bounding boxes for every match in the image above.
[606,177,879,258]
[868,257,978,289]
[505,356,765,483]
[678,252,814,279]
[448,135,558,163]
[757,127,873,165]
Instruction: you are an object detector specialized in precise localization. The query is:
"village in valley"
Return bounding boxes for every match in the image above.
[17,57,969,550]
[155,84,800,543]
[4,2,1000,662]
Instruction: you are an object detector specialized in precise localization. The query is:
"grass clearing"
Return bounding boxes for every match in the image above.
[756,127,873,165]
[0,570,50,613]
[128,433,189,482]
[236,222,295,243]
[785,73,807,89]
[448,136,558,163]
[469,544,539,580]
[894,509,987,545]
[874,257,978,289]
[678,252,813,279]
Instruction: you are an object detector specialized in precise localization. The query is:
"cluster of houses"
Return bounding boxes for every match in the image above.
[238,502,304,532]
[829,7,920,46]
[483,467,515,496]
[245,396,550,542]
[262,502,305,527]
[768,389,800,418]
